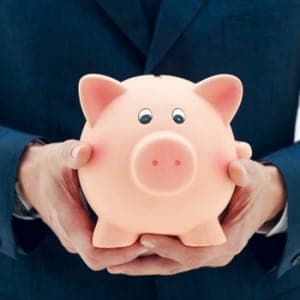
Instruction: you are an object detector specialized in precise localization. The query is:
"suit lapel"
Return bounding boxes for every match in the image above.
[95,0,150,55]
[145,0,207,73]
[95,0,207,72]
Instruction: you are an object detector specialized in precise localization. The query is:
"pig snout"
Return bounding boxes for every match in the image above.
[130,132,197,196]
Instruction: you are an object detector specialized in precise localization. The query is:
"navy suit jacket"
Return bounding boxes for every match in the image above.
[0,1,300,299]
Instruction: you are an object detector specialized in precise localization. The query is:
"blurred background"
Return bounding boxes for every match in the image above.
[296,99,300,141]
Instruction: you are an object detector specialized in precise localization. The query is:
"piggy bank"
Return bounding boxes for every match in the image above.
[77,74,251,248]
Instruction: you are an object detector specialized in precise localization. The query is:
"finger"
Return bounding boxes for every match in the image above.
[235,141,252,159]
[206,255,234,268]
[139,234,194,263]
[58,237,77,254]
[67,216,147,270]
[228,159,250,187]
[98,244,149,267]
[74,228,148,266]
[48,220,77,254]
[80,241,148,271]
[108,255,181,276]
[58,140,92,170]
[229,158,263,188]
[139,235,238,270]
[51,195,148,270]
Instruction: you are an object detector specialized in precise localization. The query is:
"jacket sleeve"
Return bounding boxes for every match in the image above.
[259,142,300,277]
[0,125,47,258]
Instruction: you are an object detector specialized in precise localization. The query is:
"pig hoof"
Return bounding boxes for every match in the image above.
[179,219,226,247]
[92,220,139,248]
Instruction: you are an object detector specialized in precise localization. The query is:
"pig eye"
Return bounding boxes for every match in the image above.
[138,108,152,124]
[172,108,185,124]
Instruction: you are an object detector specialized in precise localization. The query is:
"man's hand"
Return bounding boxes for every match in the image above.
[18,140,147,271]
[108,159,286,276]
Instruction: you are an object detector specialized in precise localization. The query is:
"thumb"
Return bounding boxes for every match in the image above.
[235,141,252,159]
[59,140,92,170]
[227,159,254,187]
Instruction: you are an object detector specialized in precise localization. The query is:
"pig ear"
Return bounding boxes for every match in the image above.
[194,74,243,123]
[79,74,126,126]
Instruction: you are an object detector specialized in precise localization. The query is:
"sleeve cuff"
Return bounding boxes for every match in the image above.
[0,127,45,258]
[257,204,288,237]
[261,142,300,278]
[12,139,46,220]
[13,181,41,220]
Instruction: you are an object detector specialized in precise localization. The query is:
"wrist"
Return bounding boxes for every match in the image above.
[13,181,40,220]
[263,164,287,223]
[17,141,45,208]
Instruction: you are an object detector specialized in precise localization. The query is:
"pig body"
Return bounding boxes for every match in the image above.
[78,74,251,248]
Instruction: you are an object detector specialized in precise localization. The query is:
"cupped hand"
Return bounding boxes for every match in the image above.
[108,158,286,276]
[18,140,147,271]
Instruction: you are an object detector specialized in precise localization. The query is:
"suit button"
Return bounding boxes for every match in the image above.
[291,254,300,267]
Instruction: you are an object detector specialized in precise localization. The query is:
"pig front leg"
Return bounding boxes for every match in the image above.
[179,219,226,247]
[93,220,139,248]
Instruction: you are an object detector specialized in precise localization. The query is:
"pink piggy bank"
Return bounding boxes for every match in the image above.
[77,74,251,248]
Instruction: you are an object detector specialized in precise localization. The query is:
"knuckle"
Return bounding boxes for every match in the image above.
[60,142,71,160]
[65,247,77,254]
[82,249,104,271]
[84,256,104,271]
[216,260,228,267]
[164,266,181,276]
[58,238,76,254]
[229,241,245,255]
[211,256,234,268]
[225,256,234,265]
[220,257,234,267]
[61,140,77,160]
[63,139,77,147]
[85,261,101,271]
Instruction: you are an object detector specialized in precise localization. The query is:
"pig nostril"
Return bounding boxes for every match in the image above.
[175,160,181,166]
[152,160,158,166]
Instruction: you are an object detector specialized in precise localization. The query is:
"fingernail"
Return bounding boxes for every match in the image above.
[141,239,155,249]
[71,145,82,158]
